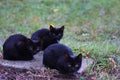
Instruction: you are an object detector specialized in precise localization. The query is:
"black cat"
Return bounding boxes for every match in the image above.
[31,25,64,53]
[3,34,36,60]
[43,43,82,74]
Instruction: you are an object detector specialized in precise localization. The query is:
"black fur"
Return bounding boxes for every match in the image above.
[43,43,82,74]
[3,34,35,60]
[31,25,64,53]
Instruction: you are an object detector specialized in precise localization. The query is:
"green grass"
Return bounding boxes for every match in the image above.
[0,0,120,79]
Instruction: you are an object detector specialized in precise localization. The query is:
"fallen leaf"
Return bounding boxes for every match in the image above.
[88,74,96,80]
[100,70,106,75]
[109,57,116,68]
[53,8,59,13]
[33,16,38,22]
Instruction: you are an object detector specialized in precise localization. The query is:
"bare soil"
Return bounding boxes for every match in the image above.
[0,65,82,80]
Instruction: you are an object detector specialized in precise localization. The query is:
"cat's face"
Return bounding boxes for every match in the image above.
[57,53,82,74]
[49,25,64,41]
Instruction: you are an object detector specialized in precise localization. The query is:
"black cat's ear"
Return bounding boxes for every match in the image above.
[64,53,71,59]
[60,25,64,31]
[49,24,55,30]
[16,40,25,47]
[75,53,82,63]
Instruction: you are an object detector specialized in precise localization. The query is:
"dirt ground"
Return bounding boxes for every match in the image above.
[0,64,83,80]
[0,54,120,80]
[0,65,119,80]
[0,52,83,80]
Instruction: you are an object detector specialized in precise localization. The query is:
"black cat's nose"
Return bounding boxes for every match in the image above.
[69,68,75,73]
[56,36,60,40]
[72,68,75,71]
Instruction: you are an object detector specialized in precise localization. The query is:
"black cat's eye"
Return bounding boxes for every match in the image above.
[68,64,72,67]
[75,64,79,67]
[28,46,33,51]
[58,33,61,36]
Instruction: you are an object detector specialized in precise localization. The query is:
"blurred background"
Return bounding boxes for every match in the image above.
[0,0,120,79]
